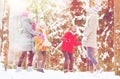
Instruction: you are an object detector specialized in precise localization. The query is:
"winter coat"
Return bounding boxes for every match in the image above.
[19,16,39,51]
[82,14,99,48]
[61,31,81,53]
[35,29,49,52]
[34,36,46,51]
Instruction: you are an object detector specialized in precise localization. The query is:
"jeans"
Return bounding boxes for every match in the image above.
[63,51,74,71]
[87,47,97,66]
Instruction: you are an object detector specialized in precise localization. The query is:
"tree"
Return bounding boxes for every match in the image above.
[0,0,10,71]
[114,0,120,76]
[70,0,86,26]
[98,0,114,71]
[27,0,56,25]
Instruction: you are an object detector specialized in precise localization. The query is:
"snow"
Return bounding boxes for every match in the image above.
[115,30,120,34]
[0,61,118,79]
[0,0,119,79]
[0,64,120,79]
[0,69,120,79]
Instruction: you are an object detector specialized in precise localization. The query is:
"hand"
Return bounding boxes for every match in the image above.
[40,34,45,40]
[82,36,87,44]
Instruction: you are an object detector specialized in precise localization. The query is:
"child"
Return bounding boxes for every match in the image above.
[34,27,48,73]
[61,26,81,73]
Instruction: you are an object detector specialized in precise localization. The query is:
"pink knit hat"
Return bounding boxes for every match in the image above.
[21,11,29,17]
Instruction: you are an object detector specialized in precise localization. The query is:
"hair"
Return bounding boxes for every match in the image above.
[36,28,43,33]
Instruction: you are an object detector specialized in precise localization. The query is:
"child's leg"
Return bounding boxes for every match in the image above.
[63,51,69,72]
[68,53,74,71]
[40,51,46,69]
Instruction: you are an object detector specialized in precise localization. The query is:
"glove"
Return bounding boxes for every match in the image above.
[40,34,45,40]
[82,36,87,44]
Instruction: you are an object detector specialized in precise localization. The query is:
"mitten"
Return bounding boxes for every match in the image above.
[82,36,87,44]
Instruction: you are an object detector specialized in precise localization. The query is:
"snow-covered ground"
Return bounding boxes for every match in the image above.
[0,68,120,79]
[0,63,120,79]
[0,0,119,79]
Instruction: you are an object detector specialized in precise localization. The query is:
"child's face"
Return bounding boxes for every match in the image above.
[71,26,76,32]
[39,30,43,34]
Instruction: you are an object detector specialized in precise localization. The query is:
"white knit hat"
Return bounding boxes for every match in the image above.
[86,5,101,14]
[92,5,101,13]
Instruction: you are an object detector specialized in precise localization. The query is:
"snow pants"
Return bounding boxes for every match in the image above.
[18,51,34,67]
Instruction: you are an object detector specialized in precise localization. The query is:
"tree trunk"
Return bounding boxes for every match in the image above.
[114,0,120,76]
[0,0,4,55]
[2,0,10,71]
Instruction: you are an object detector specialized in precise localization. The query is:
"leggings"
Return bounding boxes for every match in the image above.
[63,51,74,71]
[37,51,46,69]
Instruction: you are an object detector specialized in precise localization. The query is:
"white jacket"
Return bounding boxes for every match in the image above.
[82,13,99,48]
[18,16,39,51]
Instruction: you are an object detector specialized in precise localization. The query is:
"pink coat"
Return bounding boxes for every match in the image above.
[61,31,81,53]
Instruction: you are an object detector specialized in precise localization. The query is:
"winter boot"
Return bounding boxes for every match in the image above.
[27,66,33,72]
[64,69,68,73]
[89,66,94,73]
[16,67,21,72]
[95,68,103,74]
[37,68,44,73]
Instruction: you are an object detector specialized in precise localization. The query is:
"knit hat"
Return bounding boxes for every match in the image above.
[86,5,101,14]
[92,5,101,13]
[21,11,29,17]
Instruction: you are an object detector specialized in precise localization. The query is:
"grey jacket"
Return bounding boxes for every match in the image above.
[19,16,39,51]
